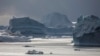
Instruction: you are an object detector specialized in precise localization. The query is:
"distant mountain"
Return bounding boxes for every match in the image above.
[41,12,73,28]
[73,15,100,46]
[7,17,46,37]
[41,12,73,36]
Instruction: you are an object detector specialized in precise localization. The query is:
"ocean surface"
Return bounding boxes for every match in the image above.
[0,37,100,56]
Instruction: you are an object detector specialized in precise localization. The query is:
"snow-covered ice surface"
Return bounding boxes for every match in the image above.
[0,37,100,56]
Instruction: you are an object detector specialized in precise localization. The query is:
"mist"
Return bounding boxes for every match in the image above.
[0,0,100,25]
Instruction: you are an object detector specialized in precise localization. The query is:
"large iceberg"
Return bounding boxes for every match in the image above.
[73,15,100,47]
[41,12,72,28]
[7,17,46,37]
[41,12,73,36]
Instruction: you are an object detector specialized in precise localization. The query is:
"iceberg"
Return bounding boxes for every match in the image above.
[73,15,100,47]
[7,17,46,37]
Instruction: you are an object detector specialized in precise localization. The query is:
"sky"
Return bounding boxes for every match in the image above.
[0,0,100,25]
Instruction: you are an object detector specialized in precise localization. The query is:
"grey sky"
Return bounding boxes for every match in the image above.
[0,0,100,25]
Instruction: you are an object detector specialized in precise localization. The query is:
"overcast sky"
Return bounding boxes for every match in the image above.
[0,0,100,25]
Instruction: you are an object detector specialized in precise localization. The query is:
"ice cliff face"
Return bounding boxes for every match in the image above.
[74,15,100,37]
[41,12,72,28]
[8,17,46,36]
[46,27,73,36]
[73,15,100,46]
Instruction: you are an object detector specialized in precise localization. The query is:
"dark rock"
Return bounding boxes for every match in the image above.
[26,50,44,54]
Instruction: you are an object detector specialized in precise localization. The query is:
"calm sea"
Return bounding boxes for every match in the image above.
[0,38,100,56]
